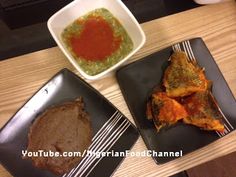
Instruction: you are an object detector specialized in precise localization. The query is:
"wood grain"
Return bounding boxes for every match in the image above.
[0,1,236,177]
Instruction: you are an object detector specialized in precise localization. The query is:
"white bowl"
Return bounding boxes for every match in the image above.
[47,0,146,80]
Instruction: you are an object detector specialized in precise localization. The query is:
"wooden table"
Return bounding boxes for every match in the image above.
[0,1,236,177]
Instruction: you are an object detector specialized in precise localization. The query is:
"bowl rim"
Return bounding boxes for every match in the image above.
[47,0,146,80]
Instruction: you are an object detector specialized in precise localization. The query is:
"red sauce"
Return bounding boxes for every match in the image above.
[70,16,121,61]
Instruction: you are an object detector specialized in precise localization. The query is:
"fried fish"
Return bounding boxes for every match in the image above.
[163,52,208,97]
[146,51,225,133]
[147,91,188,132]
[182,90,224,132]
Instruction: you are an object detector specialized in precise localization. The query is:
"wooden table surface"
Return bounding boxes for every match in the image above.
[0,1,236,177]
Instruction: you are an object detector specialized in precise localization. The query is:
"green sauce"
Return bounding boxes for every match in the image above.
[61,8,134,76]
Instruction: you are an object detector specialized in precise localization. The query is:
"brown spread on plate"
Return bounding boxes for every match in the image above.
[26,97,92,175]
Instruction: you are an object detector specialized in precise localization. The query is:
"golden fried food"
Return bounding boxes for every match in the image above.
[163,52,208,97]
[182,90,224,132]
[146,51,225,133]
[147,91,188,132]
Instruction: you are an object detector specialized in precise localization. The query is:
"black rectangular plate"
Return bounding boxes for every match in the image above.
[0,68,139,177]
[116,38,236,164]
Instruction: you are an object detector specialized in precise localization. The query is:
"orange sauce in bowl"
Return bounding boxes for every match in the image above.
[70,16,121,61]
[61,8,133,76]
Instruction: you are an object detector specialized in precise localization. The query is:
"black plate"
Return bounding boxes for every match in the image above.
[0,68,139,177]
[116,38,236,164]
